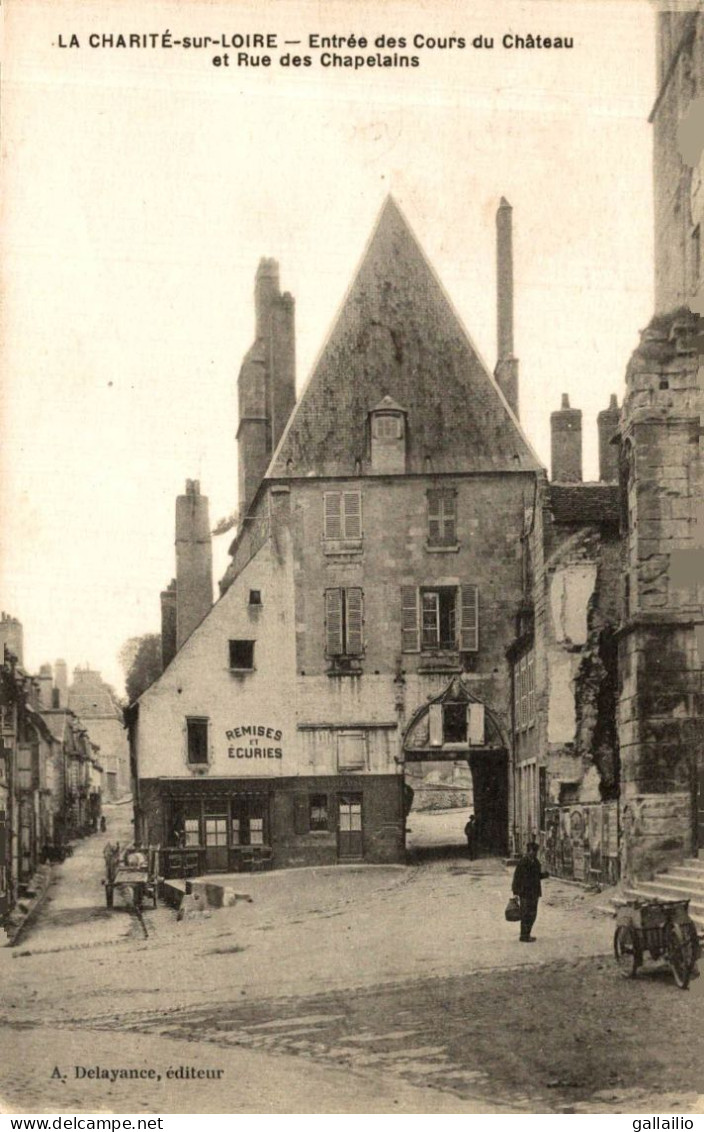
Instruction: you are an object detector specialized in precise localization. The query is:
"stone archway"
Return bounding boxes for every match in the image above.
[403,676,509,857]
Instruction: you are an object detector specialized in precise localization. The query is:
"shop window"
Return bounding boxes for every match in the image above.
[427,489,457,547]
[309,794,329,832]
[229,639,255,671]
[323,491,362,541]
[402,584,478,652]
[325,587,364,658]
[231,817,241,846]
[186,717,208,764]
[249,817,264,846]
[184,818,200,847]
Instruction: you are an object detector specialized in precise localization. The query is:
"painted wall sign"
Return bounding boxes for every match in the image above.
[226,724,283,760]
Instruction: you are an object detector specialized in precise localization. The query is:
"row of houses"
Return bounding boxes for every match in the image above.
[128,10,703,886]
[0,615,105,922]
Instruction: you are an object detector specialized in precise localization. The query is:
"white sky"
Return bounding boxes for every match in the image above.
[1,0,656,695]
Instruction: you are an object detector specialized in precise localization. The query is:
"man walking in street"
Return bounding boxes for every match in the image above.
[464,814,477,859]
[511,840,544,942]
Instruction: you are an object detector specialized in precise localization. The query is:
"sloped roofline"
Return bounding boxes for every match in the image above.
[264,194,543,478]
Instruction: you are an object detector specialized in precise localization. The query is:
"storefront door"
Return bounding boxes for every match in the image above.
[204,808,229,872]
[338,794,363,860]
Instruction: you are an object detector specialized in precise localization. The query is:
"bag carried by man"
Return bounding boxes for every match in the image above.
[504,895,521,922]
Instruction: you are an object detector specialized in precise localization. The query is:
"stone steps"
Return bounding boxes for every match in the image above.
[617,857,704,933]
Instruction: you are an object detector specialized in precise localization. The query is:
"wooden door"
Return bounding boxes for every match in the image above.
[204,813,229,872]
[338,794,363,860]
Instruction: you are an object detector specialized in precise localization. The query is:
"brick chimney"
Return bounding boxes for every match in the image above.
[493,197,519,418]
[0,612,23,665]
[54,659,68,707]
[175,480,213,650]
[37,663,54,710]
[597,393,620,483]
[551,394,583,483]
[160,578,177,669]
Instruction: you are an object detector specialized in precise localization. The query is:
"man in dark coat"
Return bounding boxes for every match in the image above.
[464,814,477,859]
[511,841,544,942]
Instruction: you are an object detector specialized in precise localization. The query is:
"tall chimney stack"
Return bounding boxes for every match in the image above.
[597,393,620,483]
[494,197,519,417]
[551,394,583,483]
[160,579,177,670]
[175,480,213,650]
[54,659,68,707]
[0,612,24,665]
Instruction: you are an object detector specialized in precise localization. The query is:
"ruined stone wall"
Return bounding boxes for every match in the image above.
[617,311,704,880]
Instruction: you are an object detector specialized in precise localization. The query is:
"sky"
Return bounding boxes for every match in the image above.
[1,0,656,696]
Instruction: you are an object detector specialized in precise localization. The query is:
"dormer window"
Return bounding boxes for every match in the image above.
[369,396,407,473]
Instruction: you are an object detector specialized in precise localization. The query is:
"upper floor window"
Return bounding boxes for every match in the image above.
[369,396,407,474]
[325,587,364,658]
[323,491,362,542]
[427,488,457,547]
[514,652,535,732]
[401,584,479,653]
[229,639,255,671]
[186,717,209,765]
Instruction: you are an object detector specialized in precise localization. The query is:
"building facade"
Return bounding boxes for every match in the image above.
[133,197,544,873]
[68,666,129,800]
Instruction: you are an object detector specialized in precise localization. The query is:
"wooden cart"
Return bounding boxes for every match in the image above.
[103,845,161,911]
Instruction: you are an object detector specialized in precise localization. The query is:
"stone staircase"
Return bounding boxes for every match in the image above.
[620,857,704,932]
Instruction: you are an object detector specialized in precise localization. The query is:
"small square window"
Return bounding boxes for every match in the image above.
[186,717,208,765]
[309,794,329,832]
[249,590,262,606]
[229,640,255,670]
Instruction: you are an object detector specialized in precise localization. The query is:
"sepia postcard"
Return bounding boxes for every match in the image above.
[1,0,703,1118]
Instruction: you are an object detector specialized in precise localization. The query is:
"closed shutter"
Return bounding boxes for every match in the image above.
[323,492,342,539]
[429,703,443,747]
[427,490,442,544]
[401,586,420,652]
[459,584,479,651]
[325,588,344,656]
[442,491,456,544]
[345,588,364,656]
[343,492,362,539]
[468,702,485,745]
[527,655,535,724]
[293,794,309,835]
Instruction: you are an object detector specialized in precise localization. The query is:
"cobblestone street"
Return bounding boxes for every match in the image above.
[1,807,703,1114]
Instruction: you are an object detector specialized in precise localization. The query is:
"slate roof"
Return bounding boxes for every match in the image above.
[548,483,620,527]
[268,197,541,478]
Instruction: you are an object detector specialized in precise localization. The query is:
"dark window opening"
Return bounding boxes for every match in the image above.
[443,702,467,743]
[186,717,208,765]
[229,639,255,670]
[249,590,262,606]
[421,588,456,650]
[309,794,329,831]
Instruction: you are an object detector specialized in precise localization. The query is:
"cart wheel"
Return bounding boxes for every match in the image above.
[152,887,158,909]
[614,925,640,978]
[105,885,113,909]
[667,922,695,990]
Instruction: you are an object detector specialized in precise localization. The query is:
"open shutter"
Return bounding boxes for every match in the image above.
[459,584,479,651]
[343,492,362,540]
[427,490,442,544]
[527,655,535,724]
[325,588,344,656]
[401,586,420,652]
[429,703,443,746]
[345,588,364,656]
[323,492,342,539]
[468,702,485,745]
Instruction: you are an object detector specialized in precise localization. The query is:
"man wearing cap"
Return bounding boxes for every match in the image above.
[511,840,544,942]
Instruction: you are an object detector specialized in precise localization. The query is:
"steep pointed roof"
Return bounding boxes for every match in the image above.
[268,197,541,477]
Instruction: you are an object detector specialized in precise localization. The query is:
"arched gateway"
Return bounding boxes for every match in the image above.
[403,677,509,856]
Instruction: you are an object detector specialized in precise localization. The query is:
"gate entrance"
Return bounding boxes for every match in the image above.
[403,678,508,861]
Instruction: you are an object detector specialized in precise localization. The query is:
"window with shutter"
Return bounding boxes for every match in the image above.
[527,654,535,725]
[459,584,479,652]
[323,491,362,541]
[468,702,485,745]
[325,588,344,656]
[325,588,364,658]
[401,586,420,652]
[427,489,457,547]
[337,731,367,771]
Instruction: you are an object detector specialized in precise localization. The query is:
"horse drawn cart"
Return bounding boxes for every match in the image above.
[613,897,701,989]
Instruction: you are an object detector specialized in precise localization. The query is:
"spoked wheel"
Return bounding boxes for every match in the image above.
[667,922,696,990]
[614,925,640,978]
